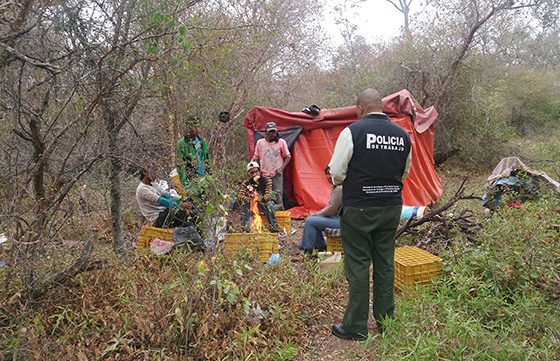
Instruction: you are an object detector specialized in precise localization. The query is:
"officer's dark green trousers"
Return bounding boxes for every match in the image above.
[340,205,402,335]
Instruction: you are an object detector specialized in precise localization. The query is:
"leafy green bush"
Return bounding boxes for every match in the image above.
[505,67,560,136]
[380,193,560,360]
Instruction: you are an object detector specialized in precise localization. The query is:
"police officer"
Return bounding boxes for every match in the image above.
[329,88,412,340]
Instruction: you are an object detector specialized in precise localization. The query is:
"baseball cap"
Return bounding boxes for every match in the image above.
[265,122,277,132]
[247,161,260,171]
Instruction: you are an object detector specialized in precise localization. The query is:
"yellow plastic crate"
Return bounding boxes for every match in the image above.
[394,246,442,291]
[275,211,291,234]
[223,233,278,262]
[260,210,291,234]
[326,235,344,255]
[137,225,175,251]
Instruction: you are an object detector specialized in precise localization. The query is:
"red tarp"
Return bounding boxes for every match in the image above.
[243,89,443,219]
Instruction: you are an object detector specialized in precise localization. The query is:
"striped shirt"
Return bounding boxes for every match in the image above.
[237,176,273,205]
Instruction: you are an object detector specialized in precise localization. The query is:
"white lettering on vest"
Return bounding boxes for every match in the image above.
[367,134,376,149]
[367,134,405,149]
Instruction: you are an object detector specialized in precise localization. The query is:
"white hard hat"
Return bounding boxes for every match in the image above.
[247,161,260,171]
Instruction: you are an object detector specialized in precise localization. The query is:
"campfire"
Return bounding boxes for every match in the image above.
[250,192,264,233]
[223,191,278,261]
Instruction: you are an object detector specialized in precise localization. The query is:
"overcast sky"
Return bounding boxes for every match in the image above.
[323,0,412,44]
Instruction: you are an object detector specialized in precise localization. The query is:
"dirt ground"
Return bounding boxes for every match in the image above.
[282,218,381,360]
[224,211,381,360]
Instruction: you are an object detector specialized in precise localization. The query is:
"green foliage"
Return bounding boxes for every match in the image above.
[505,67,560,136]
[380,190,560,360]
[351,1,560,164]
[504,126,560,178]
[3,135,560,359]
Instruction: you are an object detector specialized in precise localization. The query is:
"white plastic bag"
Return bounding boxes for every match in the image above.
[150,238,174,255]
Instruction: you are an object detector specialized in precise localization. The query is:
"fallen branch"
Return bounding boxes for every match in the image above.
[25,239,94,300]
[396,177,481,239]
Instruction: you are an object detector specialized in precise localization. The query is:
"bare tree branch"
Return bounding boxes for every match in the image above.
[396,177,481,238]
[434,0,539,108]
[24,239,94,300]
[384,0,413,37]
[0,41,60,73]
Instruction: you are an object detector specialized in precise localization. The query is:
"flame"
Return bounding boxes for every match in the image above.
[250,192,263,233]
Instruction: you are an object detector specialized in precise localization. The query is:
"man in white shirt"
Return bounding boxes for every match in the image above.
[136,167,198,229]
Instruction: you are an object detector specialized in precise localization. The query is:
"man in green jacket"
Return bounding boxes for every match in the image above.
[176,115,211,196]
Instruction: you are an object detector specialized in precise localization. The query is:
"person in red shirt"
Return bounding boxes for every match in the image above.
[252,122,291,210]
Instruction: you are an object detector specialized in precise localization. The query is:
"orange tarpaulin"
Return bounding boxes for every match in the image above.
[243,89,443,219]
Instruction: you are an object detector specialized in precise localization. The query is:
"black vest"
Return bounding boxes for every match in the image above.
[343,113,411,207]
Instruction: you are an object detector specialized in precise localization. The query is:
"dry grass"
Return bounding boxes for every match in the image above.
[2,144,560,359]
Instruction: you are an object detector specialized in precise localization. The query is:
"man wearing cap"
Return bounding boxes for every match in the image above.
[176,115,211,195]
[329,88,412,340]
[236,161,279,233]
[136,167,199,230]
[252,122,291,210]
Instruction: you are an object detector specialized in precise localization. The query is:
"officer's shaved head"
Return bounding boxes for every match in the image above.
[356,89,383,115]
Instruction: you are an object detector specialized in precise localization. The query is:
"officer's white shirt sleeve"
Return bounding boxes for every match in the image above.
[329,127,353,186]
[402,146,412,180]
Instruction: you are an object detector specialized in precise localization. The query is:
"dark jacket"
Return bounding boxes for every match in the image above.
[237,176,273,205]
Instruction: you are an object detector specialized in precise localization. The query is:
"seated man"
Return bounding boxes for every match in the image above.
[298,166,342,254]
[237,161,279,234]
[136,167,199,230]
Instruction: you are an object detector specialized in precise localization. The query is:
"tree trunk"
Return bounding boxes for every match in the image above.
[385,0,412,38]
[104,103,126,255]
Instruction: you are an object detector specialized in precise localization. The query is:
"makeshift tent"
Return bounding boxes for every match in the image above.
[243,89,443,219]
[482,157,560,209]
